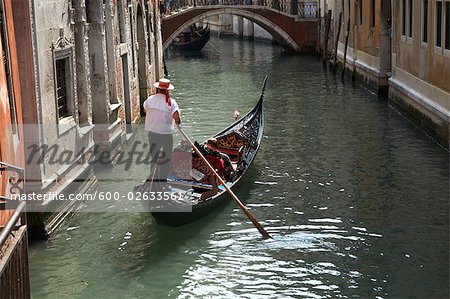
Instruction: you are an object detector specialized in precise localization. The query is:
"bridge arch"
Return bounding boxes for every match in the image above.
[161,6,317,52]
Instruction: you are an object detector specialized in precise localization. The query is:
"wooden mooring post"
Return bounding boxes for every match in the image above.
[322,10,332,67]
[333,12,342,72]
[316,8,321,53]
[342,0,351,79]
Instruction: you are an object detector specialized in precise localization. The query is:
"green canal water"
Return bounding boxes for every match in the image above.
[29,36,449,298]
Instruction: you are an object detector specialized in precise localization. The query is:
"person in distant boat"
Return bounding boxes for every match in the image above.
[182,26,191,42]
[165,0,171,14]
[159,0,164,14]
[143,78,181,190]
[205,138,233,181]
[190,141,220,200]
[233,110,240,120]
[190,138,232,201]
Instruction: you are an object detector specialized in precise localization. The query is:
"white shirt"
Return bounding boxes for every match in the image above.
[143,93,179,134]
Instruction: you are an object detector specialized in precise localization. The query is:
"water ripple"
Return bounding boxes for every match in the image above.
[29,36,449,299]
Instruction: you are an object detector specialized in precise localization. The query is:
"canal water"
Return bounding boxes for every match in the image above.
[29,36,449,298]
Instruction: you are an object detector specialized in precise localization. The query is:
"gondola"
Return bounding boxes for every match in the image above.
[172,25,210,51]
[144,77,267,227]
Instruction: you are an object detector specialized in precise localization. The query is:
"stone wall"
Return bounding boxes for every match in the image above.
[13,0,164,237]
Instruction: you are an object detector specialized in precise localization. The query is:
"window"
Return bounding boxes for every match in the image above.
[117,0,126,43]
[422,0,428,43]
[85,0,93,23]
[370,0,375,28]
[129,5,136,75]
[359,0,363,25]
[52,31,75,126]
[0,0,17,134]
[402,0,406,35]
[445,1,450,50]
[408,0,413,38]
[55,57,71,118]
[436,1,442,47]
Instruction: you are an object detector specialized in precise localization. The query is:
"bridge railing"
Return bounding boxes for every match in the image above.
[298,1,318,18]
[160,0,318,18]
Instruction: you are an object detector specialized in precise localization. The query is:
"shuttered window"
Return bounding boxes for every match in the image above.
[359,0,363,25]
[0,0,17,134]
[402,0,406,35]
[436,1,442,47]
[408,0,413,37]
[422,0,428,43]
[370,0,375,28]
[445,1,450,50]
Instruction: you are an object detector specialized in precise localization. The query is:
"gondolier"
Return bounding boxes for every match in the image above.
[150,76,268,227]
[143,78,181,189]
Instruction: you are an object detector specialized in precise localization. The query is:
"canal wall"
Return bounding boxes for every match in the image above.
[0,225,30,298]
[388,0,449,149]
[319,0,449,149]
[172,3,447,148]
[0,0,31,294]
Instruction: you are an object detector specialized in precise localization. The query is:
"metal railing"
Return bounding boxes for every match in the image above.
[0,161,24,201]
[0,201,26,247]
[298,1,317,18]
[0,161,30,299]
[160,0,318,18]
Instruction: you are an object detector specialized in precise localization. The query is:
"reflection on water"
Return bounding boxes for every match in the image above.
[30,36,449,299]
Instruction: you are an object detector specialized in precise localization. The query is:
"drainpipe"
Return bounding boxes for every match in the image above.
[352,0,357,80]
[29,0,45,153]
[317,0,321,53]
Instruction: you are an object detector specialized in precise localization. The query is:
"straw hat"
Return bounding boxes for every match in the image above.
[153,78,174,90]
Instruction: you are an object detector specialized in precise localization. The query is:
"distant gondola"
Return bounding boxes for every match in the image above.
[140,77,267,227]
[172,25,210,51]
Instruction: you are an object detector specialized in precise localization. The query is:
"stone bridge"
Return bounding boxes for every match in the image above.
[161,4,318,53]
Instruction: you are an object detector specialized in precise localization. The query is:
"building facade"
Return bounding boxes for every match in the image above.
[333,0,391,93]
[329,0,448,148]
[0,1,30,294]
[9,0,164,237]
[0,0,25,225]
[389,0,450,148]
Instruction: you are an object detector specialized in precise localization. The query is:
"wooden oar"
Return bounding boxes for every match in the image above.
[177,126,272,239]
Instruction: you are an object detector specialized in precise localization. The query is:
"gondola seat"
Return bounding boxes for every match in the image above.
[215,132,249,161]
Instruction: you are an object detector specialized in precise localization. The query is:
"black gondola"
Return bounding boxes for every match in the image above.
[145,77,267,226]
[172,25,210,51]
